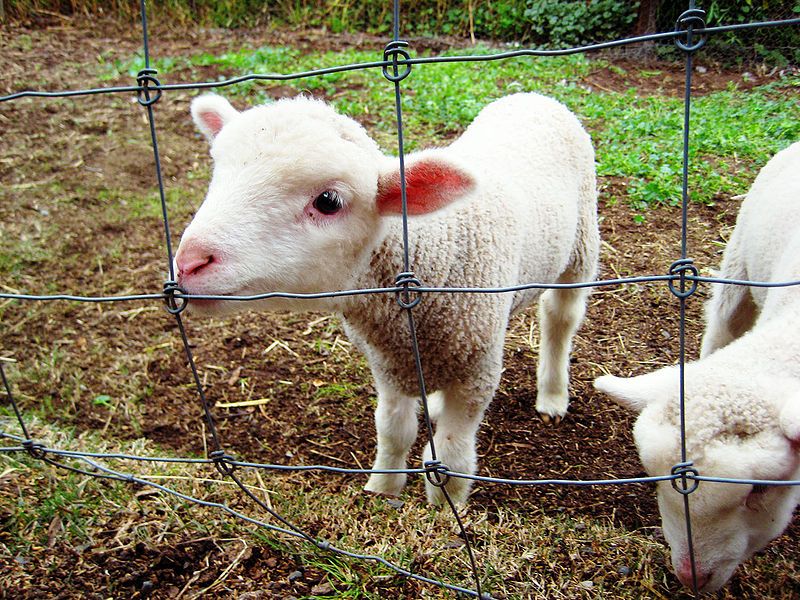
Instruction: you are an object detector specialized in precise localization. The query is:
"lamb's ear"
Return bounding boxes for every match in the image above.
[779,396,800,446]
[376,156,475,216]
[191,94,239,142]
[593,369,677,414]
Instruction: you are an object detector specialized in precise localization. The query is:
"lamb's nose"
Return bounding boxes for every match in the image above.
[677,565,711,591]
[175,243,214,278]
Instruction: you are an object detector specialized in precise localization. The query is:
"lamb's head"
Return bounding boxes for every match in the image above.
[175,94,475,314]
[595,368,800,593]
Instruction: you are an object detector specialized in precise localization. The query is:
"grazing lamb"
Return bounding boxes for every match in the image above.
[595,141,800,593]
[176,92,599,504]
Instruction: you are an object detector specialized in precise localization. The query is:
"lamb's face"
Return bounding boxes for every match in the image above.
[647,436,800,592]
[635,400,800,593]
[596,370,800,593]
[175,95,385,314]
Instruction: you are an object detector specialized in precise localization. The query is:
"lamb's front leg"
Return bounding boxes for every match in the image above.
[364,382,418,497]
[422,371,498,505]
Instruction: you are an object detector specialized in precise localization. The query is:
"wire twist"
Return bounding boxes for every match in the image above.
[22,439,47,460]
[136,68,163,106]
[671,461,700,495]
[163,280,188,314]
[382,40,412,83]
[394,271,423,309]
[675,8,708,52]
[209,449,237,477]
[668,258,699,299]
[423,459,451,488]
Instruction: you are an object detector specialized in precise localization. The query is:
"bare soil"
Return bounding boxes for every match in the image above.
[1,18,799,600]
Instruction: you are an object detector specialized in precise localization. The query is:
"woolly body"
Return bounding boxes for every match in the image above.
[176,92,599,504]
[594,141,800,593]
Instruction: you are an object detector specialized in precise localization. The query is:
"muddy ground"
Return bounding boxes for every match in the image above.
[1,18,799,600]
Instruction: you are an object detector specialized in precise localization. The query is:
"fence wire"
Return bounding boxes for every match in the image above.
[1,1,800,598]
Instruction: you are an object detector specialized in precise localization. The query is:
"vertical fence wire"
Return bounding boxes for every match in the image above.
[1,2,799,598]
[674,3,709,593]
[386,2,485,595]
[1,361,29,442]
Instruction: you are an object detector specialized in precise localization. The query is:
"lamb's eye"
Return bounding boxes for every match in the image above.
[313,190,343,215]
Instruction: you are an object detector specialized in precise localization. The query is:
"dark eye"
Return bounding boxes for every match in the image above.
[313,190,343,215]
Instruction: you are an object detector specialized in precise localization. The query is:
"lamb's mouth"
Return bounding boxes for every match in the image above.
[186,297,221,309]
[179,289,249,314]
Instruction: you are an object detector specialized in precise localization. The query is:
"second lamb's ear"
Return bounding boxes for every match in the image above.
[191,94,240,142]
[376,155,475,216]
[594,368,678,414]
[779,395,800,447]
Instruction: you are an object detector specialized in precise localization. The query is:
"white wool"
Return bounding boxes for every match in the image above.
[177,92,599,505]
[594,141,800,593]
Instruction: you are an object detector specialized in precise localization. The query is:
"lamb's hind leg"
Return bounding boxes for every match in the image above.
[700,241,757,357]
[535,284,589,423]
[700,280,757,357]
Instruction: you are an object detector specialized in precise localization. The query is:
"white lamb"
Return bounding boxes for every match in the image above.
[595,141,800,593]
[175,92,599,504]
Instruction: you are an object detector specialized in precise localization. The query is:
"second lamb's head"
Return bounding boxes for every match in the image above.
[175,94,475,314]
[595,366,800,594]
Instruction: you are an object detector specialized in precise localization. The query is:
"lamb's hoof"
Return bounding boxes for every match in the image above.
[539,412,563,426]
[364,473,406,498]
[425,480,470,507]
[536,392,568,425]
[363,487,395,498]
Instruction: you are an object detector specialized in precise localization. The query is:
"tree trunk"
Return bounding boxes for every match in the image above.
[630,0,661,58]
[633,0,660,37]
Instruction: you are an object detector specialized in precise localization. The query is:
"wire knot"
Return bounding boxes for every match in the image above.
[671,461,700,495]
[394,271,423,309]
[210,449,236,477]
[163,280,188,314]
[382,40,412,83]
[136,68,163,106]
[22,439,47,460]
[668,258,698,299]
[674,8,707,53]
[423,459,451,488]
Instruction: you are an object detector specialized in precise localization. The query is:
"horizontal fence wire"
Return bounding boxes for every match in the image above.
[8,431,800,489]
[4,274,800,304]
[1,2,800,598]
[2,19,799,103]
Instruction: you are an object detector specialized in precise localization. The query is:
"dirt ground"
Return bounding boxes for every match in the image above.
[1,18,799,600]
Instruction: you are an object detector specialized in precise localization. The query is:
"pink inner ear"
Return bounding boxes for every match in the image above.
[200,110,226,137]
[377,159,474,215]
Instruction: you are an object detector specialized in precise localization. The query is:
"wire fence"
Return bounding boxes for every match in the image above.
[1,1,800,597]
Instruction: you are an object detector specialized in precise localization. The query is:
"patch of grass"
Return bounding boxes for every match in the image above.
[577,80,799,208]
[313,382,360,402]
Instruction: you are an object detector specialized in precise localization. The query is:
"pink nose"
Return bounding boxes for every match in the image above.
[676,565,711,591]
[175,243,214,279]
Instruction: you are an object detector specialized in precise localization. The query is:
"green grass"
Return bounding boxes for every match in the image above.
[579,81,800,209]
[102,44,800,209]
